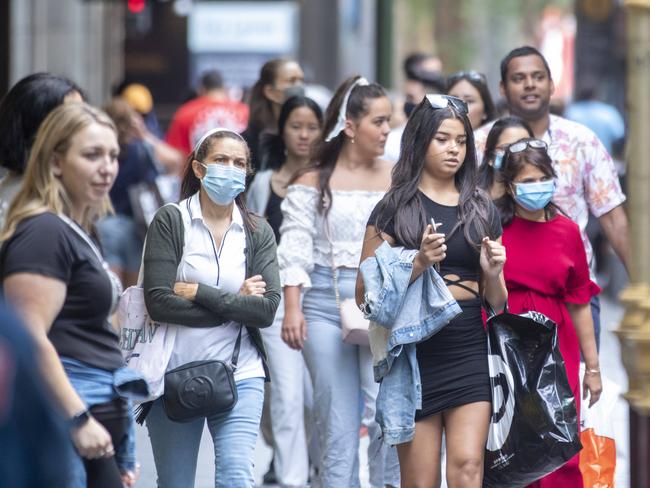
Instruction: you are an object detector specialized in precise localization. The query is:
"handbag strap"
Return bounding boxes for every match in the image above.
[230,325,243,368]
[324,215,342,311]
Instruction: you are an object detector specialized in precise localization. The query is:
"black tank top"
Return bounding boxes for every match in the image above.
[265,187,284,244]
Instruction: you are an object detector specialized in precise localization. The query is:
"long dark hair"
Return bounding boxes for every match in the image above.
[180,131,256,231]
[259,96,323,171]
[495,139,562,227]
[246,58,292,133]
[0,72,84,174]
[293,75,387,214]
[374,98,497,250]
[476,116,533,191]
[446,71,497,126]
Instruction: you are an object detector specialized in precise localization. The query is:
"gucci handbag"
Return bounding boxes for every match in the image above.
[163,327,242,422]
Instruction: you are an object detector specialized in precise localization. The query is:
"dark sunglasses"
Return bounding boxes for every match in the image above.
[447,70,487,86]
[507,139,548,154]
[425,94,468,115]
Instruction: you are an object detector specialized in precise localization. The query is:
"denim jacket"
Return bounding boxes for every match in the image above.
[359,242,461,445]
[61,357,149,479]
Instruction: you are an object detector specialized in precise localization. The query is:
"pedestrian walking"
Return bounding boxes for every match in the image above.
[360,94,507,487]
[475,45,629,348]
[141,128,280,488]
[242,58,305,171]
[446,70,497,130]
[476,116,533,199]
[0,102,141,487]
[0,72,83,228]
[383,53,445,163]
[165,70,249,156]
[278,75,399,487]
[96,99,167,288]
[247,95,323,487]
[496,138,602,487]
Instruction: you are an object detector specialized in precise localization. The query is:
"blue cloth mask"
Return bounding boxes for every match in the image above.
[493,151,504,170]
[514,180,556,211]
[200,163,246,205]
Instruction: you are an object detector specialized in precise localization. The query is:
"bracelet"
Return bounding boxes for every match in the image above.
[585,368,600,375]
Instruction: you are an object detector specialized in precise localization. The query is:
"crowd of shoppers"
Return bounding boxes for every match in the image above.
[0,44,624,488]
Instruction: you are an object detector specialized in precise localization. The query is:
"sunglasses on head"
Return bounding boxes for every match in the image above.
[425,94,468,115]
[447,70,487,86]
[507,139,548,154]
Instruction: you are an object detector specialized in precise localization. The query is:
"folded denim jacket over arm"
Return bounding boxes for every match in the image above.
[62,357,150,473]
[359,241,462,445]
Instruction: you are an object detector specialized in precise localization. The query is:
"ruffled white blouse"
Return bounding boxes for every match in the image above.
[278,184,384,288]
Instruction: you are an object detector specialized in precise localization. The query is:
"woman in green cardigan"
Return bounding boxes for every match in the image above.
[141,128,280,487]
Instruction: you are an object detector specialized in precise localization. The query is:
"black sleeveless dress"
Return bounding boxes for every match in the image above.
[368,191,502,419]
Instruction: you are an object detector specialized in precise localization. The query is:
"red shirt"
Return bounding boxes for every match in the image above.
[165,96,249,155]
[502,214,600,487]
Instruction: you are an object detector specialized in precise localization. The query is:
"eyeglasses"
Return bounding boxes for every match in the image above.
[507,139,548,154]
[425,94,468,115]
[447,70,487,86]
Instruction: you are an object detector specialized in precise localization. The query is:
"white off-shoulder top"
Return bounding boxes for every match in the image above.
[278,184,385,288]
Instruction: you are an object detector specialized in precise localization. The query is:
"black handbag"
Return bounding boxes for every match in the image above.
[162,327,242,423]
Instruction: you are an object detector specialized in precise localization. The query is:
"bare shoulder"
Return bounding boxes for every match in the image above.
[374,158,394,188]
[293,169,319,188]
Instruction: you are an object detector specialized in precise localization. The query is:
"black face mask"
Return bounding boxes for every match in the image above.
[403,101,417,118]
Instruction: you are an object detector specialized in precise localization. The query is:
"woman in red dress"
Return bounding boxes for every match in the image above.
[496,138,602,487]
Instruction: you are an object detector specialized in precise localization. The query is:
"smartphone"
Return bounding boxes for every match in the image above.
[430,217,441,273]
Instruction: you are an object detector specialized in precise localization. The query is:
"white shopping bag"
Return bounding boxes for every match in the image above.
[117,285,177,400]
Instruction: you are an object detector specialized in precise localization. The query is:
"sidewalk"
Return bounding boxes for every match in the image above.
[133,295,630,487]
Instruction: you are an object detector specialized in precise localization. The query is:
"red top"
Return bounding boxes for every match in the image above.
[165,96,249,156]
[502,214,600,487]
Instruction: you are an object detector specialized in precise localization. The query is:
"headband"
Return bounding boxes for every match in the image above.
[324,77,370,142]
[193,127,246,154]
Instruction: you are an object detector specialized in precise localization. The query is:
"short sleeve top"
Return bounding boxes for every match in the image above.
[0,213,123,370]
[368,191,502,282]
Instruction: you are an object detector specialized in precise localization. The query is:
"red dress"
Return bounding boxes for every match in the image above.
[502,215,600,488]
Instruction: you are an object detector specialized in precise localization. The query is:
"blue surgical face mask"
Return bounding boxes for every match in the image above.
[199,163,246,205]
[514,180,556,211]
[492,151,504,170]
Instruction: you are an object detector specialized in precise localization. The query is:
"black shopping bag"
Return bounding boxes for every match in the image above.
[483,310,582,488]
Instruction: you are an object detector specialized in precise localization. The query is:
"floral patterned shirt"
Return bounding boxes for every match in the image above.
[474,114,626,275]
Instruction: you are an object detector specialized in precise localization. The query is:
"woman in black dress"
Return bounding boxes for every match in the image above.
[358,94,507,487]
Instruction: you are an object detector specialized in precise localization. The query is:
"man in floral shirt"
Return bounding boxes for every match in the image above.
[475,46,629,348]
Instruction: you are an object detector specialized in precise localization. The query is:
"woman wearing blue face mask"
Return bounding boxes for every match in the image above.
[496,139,602,488]
[476,116,533,199]
[141,128,280,487]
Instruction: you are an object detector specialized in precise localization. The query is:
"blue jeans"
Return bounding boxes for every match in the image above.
[146,377,264,488]
[302,265,400,488]
[96,214,144,273]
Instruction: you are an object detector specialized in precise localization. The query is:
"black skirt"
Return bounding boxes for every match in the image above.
[415,298,491,421]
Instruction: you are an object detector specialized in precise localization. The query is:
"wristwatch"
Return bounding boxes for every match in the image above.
[69,409,92,429]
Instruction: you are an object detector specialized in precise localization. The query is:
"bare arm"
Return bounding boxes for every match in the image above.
[480,237,508,313]
[281,285,306,350]
[598,205,630,274]
[4,273,114,458]
[355,226,389,306]
[567,301,602,406]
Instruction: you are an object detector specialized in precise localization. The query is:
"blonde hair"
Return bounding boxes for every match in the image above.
[2,102,117,240]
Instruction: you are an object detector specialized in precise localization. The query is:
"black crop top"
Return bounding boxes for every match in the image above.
[367,191,502,292]
[265,187,284,244]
